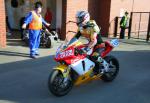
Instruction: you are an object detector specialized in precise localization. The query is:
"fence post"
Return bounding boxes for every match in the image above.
[146,13,150,42]
[137,13,142,39]
[128,12,133,39]
[114,17,118,37]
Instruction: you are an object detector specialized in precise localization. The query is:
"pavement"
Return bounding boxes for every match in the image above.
[0,36,150,64]
[0,38,150,64]
[0,30,64,64]
[0,36,150,103]
[0,38,60,64]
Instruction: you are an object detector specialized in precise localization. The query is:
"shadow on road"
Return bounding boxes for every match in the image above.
[120,39,150,45]
[0,51,29,57]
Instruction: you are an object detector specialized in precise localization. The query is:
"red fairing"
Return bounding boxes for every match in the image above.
[101,41,113,58]
[54,46,75,61]
[54,46,86,65]
[65,55,85,65]
[54,41,114,65]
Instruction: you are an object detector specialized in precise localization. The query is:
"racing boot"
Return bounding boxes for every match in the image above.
[97,56,110,74]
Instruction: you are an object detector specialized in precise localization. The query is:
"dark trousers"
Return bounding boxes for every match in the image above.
[120,27,125,39]
[20,17,26,39]
[91,47,105,73]
[6,16,12,31]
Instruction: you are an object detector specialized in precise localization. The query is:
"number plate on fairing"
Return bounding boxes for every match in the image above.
[59,49,73,58]
[110,39,119,47]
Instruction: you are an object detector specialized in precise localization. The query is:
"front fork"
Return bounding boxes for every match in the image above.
[54,64,71,84]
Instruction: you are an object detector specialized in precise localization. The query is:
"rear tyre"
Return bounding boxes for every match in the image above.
[24,38,29,46]
[48,69,73,97]
[45,37,52,48]
[101,55,119,82]
[23,30,29,46]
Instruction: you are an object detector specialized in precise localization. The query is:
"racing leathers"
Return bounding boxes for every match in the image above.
[74,20,105,74]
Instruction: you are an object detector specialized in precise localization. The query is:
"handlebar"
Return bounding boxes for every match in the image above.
[68,21,77,24]
[74,48,85,55]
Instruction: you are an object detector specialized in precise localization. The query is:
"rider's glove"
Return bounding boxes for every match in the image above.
[83,47,90,53]
[62,45,67,50]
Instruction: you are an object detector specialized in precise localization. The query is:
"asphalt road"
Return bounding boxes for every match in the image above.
[0,40,150,103]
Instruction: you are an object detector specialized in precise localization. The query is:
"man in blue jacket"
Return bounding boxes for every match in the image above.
[22,2,50,59]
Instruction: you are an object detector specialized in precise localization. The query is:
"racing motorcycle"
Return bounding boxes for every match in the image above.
[48,38,119,96]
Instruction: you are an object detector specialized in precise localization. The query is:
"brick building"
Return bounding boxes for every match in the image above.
[0,0,6,48]
[0,0,150,47]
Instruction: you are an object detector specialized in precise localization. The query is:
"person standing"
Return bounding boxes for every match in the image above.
[120,11,129,39]
[5,0,12,36]
[45,7,53,24]
[22,1,50,59]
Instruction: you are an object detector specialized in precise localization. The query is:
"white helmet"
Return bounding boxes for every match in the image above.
[76,11,90,26]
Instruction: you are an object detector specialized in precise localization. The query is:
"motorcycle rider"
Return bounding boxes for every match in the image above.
[68,11,109,74]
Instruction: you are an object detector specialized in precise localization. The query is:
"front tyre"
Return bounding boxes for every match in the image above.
[101,55,119,82]
[48,69,73,97]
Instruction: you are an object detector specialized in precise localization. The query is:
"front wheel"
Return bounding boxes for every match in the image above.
[48,69,73,97]
[101,55,119,82]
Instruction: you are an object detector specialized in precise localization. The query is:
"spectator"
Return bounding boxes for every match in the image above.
[5,1,12,36]
[20,17,25,40]
[22,1,50,59]
[45,7,53,24]
[120,11,129,39]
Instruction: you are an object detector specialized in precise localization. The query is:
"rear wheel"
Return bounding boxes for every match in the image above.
[48,69,73,97]
[45,37,52,48]
[101,55,119,82]
[23,30,29,46]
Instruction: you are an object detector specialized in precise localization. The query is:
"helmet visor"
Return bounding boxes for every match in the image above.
[76,17,83,26]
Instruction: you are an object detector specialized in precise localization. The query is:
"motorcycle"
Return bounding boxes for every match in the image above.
[48,38,119,96]
[22,26,59,48]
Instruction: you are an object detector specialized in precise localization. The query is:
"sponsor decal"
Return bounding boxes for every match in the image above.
[59,49,73,58]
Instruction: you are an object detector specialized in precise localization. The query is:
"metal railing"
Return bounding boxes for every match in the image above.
[114,12,150,41]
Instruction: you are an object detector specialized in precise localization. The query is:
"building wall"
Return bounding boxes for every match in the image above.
[1,0,150,47]
[109,0,150,36]
[61,0,89,40]
[47,0,57,28]
[56,0,62,30]
[133,0,150,12]
[109,0,133,36]
[132,0,150,36]
[61,0,111,40]
[65,0,89,40]
[0,0,6,48]
[5,0,48,29]
[89,0,111,36]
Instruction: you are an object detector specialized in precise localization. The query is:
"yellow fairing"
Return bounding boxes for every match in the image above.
[54,65,101,86]
[74,41,82,46]
[69,41,82,47]
[75,69,101,86]
[53,64,69,78]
